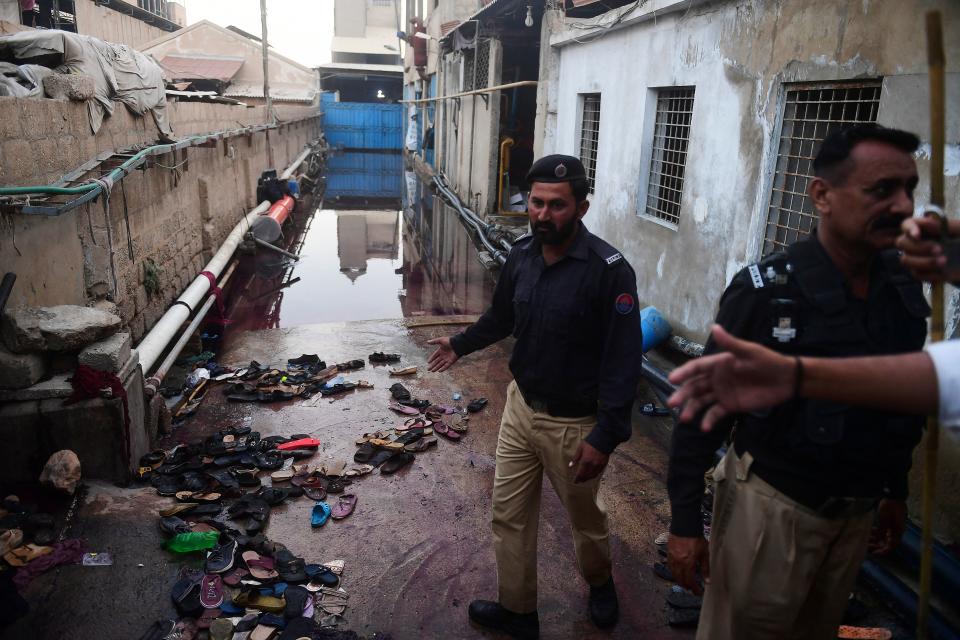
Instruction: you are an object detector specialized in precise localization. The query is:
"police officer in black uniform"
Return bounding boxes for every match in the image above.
[667,124,928,640]
[428,155,642,639]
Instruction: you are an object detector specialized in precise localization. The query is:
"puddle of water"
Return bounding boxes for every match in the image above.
[225,167,496,331]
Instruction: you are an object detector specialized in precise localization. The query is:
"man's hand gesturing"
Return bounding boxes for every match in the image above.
[427,337,460,372]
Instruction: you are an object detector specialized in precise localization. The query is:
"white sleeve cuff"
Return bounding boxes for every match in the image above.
[926,340,960,443]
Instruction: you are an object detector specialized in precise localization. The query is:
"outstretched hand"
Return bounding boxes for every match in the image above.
[667,325,797,431]
[426,336,460,372]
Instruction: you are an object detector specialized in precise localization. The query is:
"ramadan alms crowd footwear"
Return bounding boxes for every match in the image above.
[467,600,539,640]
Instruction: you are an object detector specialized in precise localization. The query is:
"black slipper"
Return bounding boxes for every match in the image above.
[159,516,192,537]
[254,450,284,470]
[380,452,414,474]
[275,549,308,583]
[283,585,311,618]
[369,352,401,363]
[368,448,396,468]
[336,359,365,371]
[354,442,375,463]
[288,354,322,366]
[467,397,488,413]
[278,617,317,640]
[389,382,411,401]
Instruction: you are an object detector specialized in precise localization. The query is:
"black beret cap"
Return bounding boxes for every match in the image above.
[525,154,587,184]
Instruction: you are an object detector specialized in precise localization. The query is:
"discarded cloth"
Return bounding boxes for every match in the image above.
[12,538,85,589]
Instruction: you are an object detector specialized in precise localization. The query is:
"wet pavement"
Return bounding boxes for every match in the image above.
[1,188,691,639]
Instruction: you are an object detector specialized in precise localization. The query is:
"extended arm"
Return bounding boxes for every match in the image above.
[668,325,940,430]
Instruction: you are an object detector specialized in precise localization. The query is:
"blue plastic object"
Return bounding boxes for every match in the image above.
[640,306,672,353]
[287,179,300,197]
[322,101,404,150]
[311,502,331,528]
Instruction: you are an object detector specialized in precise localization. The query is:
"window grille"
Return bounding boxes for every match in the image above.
[644,87,695,226]
[762,82,882,254]
[579,93,601,194]
[462,40,490,91]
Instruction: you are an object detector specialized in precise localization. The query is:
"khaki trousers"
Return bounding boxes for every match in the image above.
[491,380,612,613]
[697,448,873,640]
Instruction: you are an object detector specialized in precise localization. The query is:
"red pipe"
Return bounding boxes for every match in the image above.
[267,195,295,226]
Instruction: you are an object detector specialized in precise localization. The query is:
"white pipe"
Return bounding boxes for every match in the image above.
[281,146,313,180]
[137,145,316,374]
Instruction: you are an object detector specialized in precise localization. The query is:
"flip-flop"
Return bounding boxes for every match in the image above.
[250,624,277,640]
[311,502,332,528]
[388,402,420,416]
[270,467,295,483]
[278,617,317,640]
[232,591,285,614]
[389,366,417,376]
[175,491,222,503]
[368,438,405,451]
[837,626,893,640]
[447,414,468,433]
[353,443,375,463]
[317,587,349,616]
[242,550,279,580]
[397,417,431,432]
[222,567,250,586]
[330,494,357,519]
[283,585,311,619]
[404,436,437,453]
[159,503,199,518]
[380,452,414,475]
[0,529,23,556]
[3,543,54,566]
[368,352,401,363]
[355,430,392,444]
[434,422,461,441]
[200,574,224,609]
[304,485,327,501]
[275,549,308,583]
[305,564,340,587]
[277,438,321,451]
[343,464,374,477]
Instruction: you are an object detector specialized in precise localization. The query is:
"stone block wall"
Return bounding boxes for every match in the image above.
[0,96,320,342]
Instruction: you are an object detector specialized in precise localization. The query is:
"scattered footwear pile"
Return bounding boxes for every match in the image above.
[139,350,490,638]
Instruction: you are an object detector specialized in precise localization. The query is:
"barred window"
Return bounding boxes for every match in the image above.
[462,40,490,91]
[579,93,601,194]
[644,87,695,226]
[762,82,882,254]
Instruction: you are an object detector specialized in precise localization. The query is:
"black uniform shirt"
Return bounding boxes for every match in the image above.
[667,235,928,537]
[450,222,643,454]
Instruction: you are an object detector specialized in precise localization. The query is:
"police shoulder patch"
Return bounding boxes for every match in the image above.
[615,293,635,315]
[747,264,764,289]
[605,252,623,265]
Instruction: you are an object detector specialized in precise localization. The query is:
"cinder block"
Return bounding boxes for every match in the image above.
[78,332,131,373]
[0,344,45,390]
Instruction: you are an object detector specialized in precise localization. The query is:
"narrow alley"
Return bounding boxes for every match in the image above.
[0,2,959,640]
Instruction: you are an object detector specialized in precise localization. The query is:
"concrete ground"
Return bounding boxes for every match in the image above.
[2,316,686,640]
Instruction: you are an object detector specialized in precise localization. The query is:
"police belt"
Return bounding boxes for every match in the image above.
[517,385,597,418]
[742,451,879,519]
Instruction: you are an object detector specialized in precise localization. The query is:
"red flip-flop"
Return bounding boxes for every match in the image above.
[434,421,461,440]
[277,437,321,451]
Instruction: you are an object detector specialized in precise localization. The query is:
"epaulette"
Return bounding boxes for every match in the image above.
[513,233,534,247]
[745,251,791,289]
[587,235,626,268]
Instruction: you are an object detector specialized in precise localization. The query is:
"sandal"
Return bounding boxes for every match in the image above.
[389,366,417,376]
[404,436,437,453]
[369,352,401,363]
[353,442,375,464]
[344,464,374,477]
[380,452,414,475]
[368,438,404,451]
[389,382,411,401]
[317,586,349,616]
[232,591,285,614]
[242,550,279,580]
[330,494,357,519]
[388,402,420,416]
[434,422,461,441]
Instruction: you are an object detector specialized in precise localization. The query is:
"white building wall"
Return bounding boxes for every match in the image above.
[548,0,960,344]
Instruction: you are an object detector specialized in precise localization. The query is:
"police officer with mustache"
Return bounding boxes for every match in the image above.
[428,155,643,639]
[667,124,929,640]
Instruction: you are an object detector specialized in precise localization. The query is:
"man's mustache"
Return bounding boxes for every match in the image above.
[871,215,906,231]
[534,222,556,233]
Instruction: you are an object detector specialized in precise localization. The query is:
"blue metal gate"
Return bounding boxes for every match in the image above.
[322,96,404,151]
[324,152,403,200]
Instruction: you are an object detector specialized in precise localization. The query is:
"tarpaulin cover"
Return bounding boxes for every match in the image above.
[0,29,173,138]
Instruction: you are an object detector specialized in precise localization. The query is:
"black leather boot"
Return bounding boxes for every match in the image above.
[588,577,619,628]
[468,600,539,639]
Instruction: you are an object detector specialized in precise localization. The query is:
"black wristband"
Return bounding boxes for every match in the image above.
[793,356,804,401]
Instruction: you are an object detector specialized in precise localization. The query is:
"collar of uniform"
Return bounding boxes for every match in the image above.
[528,221,591,261]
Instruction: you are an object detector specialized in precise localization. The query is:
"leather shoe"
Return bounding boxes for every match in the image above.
[588,578,619,628]
[468,600,539,639]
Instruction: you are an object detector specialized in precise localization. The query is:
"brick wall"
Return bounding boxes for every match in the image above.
[0,96,320,342]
